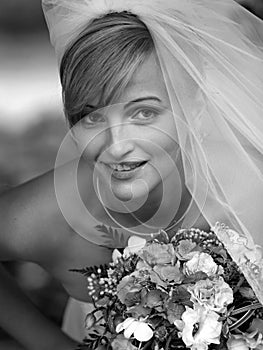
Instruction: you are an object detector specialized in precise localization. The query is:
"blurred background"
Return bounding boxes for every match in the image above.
[0,1,75,349]
[0,0,263,349]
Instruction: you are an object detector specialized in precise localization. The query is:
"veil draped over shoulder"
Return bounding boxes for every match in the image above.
[42,0,263,303]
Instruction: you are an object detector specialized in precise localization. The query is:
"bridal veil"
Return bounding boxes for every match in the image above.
[42,0,263,303]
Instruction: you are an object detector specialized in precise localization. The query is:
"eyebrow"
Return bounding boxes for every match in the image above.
[124,97,162,109]
[85,96,162,111]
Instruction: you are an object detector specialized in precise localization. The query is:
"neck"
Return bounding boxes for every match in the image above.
[105,168,191,232]
[78,156,195,232]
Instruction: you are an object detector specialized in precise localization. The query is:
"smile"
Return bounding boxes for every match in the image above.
[108,161,147,171]
[102,161,148,180]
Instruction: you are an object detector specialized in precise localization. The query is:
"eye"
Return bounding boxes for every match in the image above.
[81,112,105,127]
[132,109,158,122]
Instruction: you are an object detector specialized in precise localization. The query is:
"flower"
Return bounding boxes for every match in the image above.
[111,335,137,350]
[80,224,263,350]
[188,277,233,312]
[166,301,185,324]
[117,275,143,305]
[183,252,219,277]
[181,306,222,350]
[174,319,185,331]
[138,242,175,266]
[143,289,168,308]
[227,331,263,350]
[116,317,154,342]
[153,264,184,284]
[112,248,123,263]
[227,338,250,350]
[155,325,168,342]
[213,278,233,312]
[175,239,198,260]
[250,318,263,334]
[123,236,147,258]
[85,312,96,329]
[128,305,151,318]
[239,287,257,300]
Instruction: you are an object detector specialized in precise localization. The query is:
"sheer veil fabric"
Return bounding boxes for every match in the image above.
[42,0,263,303]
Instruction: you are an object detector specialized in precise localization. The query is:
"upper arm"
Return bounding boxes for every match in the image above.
[0,169,66,263]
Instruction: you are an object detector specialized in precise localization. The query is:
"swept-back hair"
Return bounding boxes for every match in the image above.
[60,12,154,127]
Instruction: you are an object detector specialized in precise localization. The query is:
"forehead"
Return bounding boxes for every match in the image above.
[117,53,171,104]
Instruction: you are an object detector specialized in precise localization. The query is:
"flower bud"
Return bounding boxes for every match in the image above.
[85,312,96,329]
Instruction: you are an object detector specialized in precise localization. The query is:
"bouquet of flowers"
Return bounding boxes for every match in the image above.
[74,224,263,350]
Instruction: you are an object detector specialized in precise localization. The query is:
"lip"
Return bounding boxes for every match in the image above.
[102,161,148,180]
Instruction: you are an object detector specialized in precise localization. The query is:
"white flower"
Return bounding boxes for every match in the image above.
[181,306,222,350]
[183,252,219,277]
[188,277,233,313]
[174,319,184,331]
[213,278,233,312]
[112,249,122,263]
[123,236,147,258]
[116,317,153,342]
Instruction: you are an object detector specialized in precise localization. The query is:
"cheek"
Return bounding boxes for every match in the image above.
[156,133,178,154]
[149,122,178,158]
[73,131,105,162]
[141,131,179,178]
[159,115,179,156]
[81,144,98,162]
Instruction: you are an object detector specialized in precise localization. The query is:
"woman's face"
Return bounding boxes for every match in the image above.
[73,53,180,205]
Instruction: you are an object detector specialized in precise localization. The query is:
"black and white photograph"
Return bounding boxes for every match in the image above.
[1,1,263,349]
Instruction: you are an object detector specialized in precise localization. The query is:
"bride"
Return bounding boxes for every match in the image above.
[0,0,263,348]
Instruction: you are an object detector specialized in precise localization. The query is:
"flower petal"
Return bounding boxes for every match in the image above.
[111,335,138,350]
[124,236,146,257]
[112,249,122,263]
[133,322,154,342]
[174,320,185,331]
[124,321,139,339]
[227,338,250,350]
[181,307,199,346]
[116,317,135,333]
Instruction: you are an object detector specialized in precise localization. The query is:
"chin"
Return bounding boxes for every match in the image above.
[110,175,160,204]
[110,182,135,202]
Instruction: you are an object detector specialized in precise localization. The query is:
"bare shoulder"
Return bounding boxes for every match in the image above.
[44,224,112,301]
[0,158,112,300]
[0,159,98,265]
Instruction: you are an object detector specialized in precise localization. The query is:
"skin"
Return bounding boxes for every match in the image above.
[72,53,189,230]
[73,53,179,201]
[0,52,208,349]
[1,53,209,299]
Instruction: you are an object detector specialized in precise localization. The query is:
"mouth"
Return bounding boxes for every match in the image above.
[102,161,148,179]
[108,161,147,171]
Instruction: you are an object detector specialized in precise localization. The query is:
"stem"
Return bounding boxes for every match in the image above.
[142,339,154,350]
[92,297,97,309]
[165,329,177,350]
[233,276,245,293]
[229,310,255,331]
[165,334,172,350]
[231,302,262,316]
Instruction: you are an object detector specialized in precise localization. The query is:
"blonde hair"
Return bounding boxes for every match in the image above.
[60,12,154,127]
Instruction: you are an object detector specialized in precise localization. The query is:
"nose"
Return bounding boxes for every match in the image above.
[106,123,135,161]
